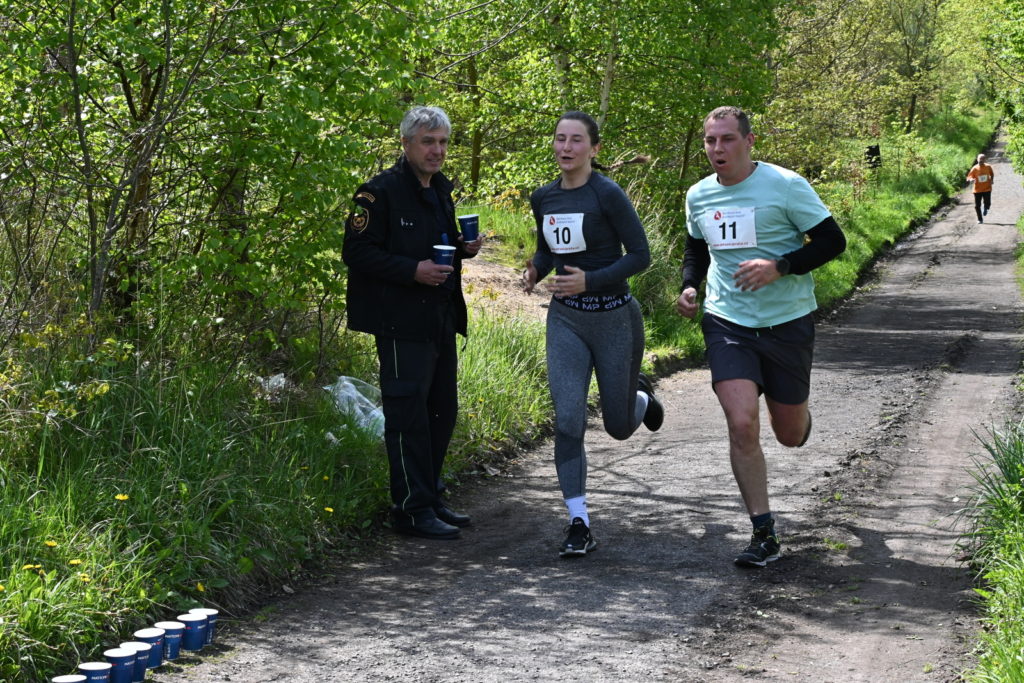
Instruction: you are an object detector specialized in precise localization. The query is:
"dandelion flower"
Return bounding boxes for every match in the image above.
[324,507,334,513]
[0,584,5,592]
[44,540,57,547]
[69,559,82,566]
[322,476,329,481]
[22,563,40,570]
[115,494,129,501]
[79,574,90,583]
[197,582,205,592]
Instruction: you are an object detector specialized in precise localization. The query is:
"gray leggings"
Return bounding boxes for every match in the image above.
[546,297,645,499]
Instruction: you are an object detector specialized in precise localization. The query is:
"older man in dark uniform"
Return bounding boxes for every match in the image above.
[343,106,482,539]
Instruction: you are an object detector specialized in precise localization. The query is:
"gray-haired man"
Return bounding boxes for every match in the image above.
[343,106,482,539]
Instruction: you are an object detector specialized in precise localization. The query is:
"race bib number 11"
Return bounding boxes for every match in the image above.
[542,213,586,254]
[703,207,757,250]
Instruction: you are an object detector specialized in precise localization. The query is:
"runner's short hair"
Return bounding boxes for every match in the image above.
[705,106,752,137]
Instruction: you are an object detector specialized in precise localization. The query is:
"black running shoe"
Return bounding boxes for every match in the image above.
[734,521,781,567]
[637,372,664,431]
[560,517,597,557]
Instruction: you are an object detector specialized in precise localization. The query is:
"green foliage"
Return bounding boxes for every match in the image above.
[962,419,1024,682]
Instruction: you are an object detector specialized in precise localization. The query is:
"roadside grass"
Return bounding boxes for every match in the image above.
[0,307,549,681]
[960,214,1024,683]
[961,419,1024,682]
[0,107,1001,681]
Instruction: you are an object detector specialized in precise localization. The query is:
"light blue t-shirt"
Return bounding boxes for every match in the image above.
[685,161,832,328]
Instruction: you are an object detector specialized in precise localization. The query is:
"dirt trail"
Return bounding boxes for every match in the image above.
[151,137,1023,682]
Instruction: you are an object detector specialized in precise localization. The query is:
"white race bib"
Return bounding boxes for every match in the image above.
[702,207,757,250]
[978,174,989,183]
[542,213,586,254]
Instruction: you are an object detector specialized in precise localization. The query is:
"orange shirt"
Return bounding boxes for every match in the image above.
[967,163,994,193]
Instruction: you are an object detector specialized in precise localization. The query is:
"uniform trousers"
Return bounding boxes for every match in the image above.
[376,305,458,522]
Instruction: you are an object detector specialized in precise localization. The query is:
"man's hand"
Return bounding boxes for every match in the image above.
[415,260,454,286]
[458,234,484,256]
[676,287,699,318]
[733,258,782,292]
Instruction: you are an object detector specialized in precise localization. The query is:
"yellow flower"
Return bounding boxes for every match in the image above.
[22,564,41,570]
[197,582,205,592]
[114,494,129,501]
[44,540,57,547]
[322,476,329,481]
[79,573,90,583]
[324,507,334,513]
[69,559,82,566]
[0,584,5,591]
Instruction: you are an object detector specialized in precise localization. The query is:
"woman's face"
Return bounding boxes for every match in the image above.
[553,119,598,175]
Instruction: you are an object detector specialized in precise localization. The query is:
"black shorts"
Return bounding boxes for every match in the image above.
[701,312,814,405]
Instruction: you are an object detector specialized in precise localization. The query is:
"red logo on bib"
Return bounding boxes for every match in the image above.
[714,210,722,220]
[548,216,556,225]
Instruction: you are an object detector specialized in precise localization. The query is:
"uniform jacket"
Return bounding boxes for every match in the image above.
[343,157,472,340]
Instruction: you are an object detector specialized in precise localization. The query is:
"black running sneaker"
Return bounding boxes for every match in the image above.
[637,372,664,431]
[734,521,781,567]
[560,517,597,557]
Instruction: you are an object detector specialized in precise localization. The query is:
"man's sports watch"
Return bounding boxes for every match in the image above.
[775,257,791,276]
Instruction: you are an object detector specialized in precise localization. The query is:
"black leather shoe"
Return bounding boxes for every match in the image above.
[435,505,472,528]
[638,372,664,431]
[392,514,460,540]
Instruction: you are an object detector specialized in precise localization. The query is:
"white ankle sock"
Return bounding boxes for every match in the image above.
[565,496,589,526]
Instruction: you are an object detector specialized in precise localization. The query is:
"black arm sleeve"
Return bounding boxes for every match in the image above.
[782,216,846,275]
[681,233,710,293]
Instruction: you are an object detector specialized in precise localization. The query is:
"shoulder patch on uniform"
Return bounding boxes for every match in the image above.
[348,207,370,233]
[355,191,376,204]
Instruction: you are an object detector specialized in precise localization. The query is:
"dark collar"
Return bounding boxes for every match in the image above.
[395,156,454,198]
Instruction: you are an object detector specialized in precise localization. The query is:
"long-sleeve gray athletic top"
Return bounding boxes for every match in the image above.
[530,172,650,296]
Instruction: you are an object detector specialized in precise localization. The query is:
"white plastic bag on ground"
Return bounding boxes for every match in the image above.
[325,376,384,438]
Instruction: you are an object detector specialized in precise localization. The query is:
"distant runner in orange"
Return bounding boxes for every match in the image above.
[967,153,995,224]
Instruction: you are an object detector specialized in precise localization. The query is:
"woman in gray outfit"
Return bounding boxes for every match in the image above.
[522,111,664,558]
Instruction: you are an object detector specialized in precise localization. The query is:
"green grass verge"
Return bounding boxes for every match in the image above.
[0,310,549,681]
[962,419,1024,682]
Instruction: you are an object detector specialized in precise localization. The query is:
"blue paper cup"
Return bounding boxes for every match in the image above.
[103,648,135,683]
[432,244,456,266]
[154,621,185,660]
[133,627,165,668]
[177,613,207,652]
[457,214,479,242]
[52,676,87,683]
[118,642,150,683]
[189,607,220,644]
[77,661,113,683]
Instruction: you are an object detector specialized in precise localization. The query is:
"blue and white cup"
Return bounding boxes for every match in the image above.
[133,627,165,668]
[103,648,135,683]
[117,642,150,683]
[52,676,87,683]
[432,244,456,266]
[457,214,479,242]
[177,613,207,652]
[154,621,185,660]
[77,661,113,682]
[189,607,220,645]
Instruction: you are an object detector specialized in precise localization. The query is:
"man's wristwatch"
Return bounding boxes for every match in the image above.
[775,257,791,276]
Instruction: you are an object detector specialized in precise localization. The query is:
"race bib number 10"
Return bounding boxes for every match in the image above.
[542,213,586,254]
[702,207,757,250]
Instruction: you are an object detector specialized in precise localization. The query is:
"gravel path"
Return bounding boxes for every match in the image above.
[151,134,1023,682]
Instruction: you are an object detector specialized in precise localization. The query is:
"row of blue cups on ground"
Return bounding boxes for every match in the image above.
[51,607,219,683]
